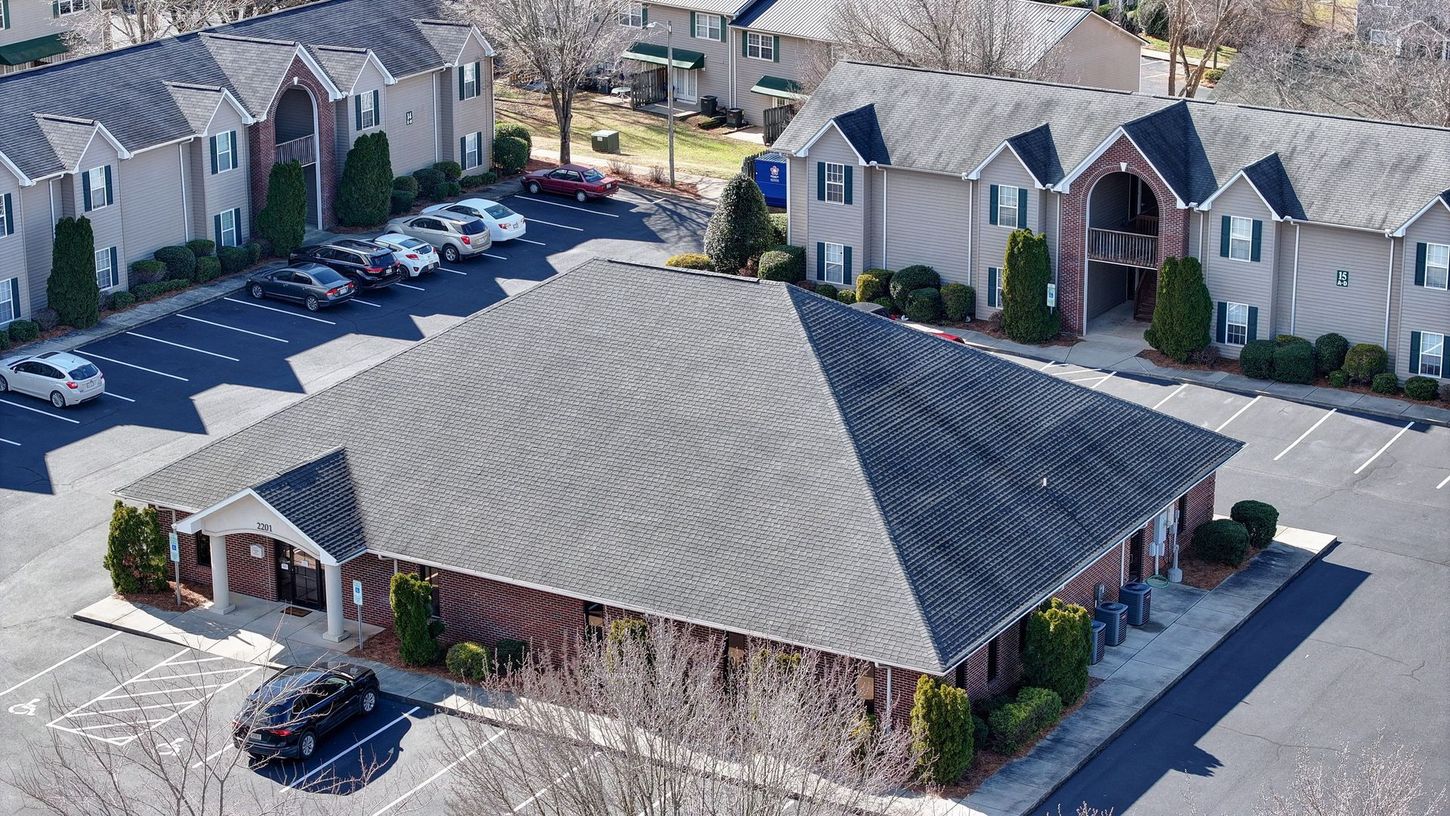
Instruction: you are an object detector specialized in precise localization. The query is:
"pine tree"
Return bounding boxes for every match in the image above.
[1144,255,1213,362]
[1022,598,1093,706]
[336,132,394,227]
[1000,228,1058,343]
[47,217,99,329]
[909,674,974,786]
[101,501,167,594]
[257,160,307,257]
[703,174,773,275]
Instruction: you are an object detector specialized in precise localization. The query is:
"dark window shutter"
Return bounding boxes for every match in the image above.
[843,245,852,285]
[772,35,779,62]
[1219,215,1230,257]
[816,242,824,280]
[2,193,11,235]
[988,184,998,225]
[641,5,647,25]
[717,16,726,41]
[230,131,238,169]
[460,136,468,166]
[373,90,381,125]
[52,0,59,17]
[210,134,219,174]
[690,11,696,33]
[1410,331,1422,373]
[355,95,363,130]
[1415,242,1427,286]
[109,247,118,287]
[1250,219,1262,262]
[1,0,8,29]
[843,166,852,205]
[988,267,998,307]
[741,31,748,56]
[7,278,17,311]
[1215,302,1227,343]
[81,170,92,212]
[1017,186,1028,228]
[214,213,223,244]
[457,65,465,100]
[816,162,824,201]
[103,165,112,205]
[1247,306,1258,341]
[233,208,242,241]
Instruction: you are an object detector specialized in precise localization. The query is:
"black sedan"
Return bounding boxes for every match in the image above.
[247,263,355,311]
[233,663,380,761]
[290,239,403,289]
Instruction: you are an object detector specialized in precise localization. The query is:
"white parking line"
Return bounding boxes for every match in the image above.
[514,196,620,217]
[1090,372,1115,390]
[514,238,547,246]
[518,216,584,232]
[1437,473,1450,490]
[1039,360,1066,371]
[483,252,509,261]
[177,313,288,343]
[96,680,236,700]
[192,744,233,769]
[68,701,188,716]
[130,666,254,682]
[395,282,426,292]
[1152,383,1188,410]
[1353,422,1414,475]
[0,436,19,447]
[370,729,508,816]
[0,397,81,424]
[287,706,421,790]
[1215,395,1262,433]
[222,297,336,325]
[512,752,600,812]
[440,267,468,275]
[1274,409,1337,461]
[125,332,239,362]
[0,632,120,697]
[103,392,136,403]
[79,351,190,382]
[349,298,382,308]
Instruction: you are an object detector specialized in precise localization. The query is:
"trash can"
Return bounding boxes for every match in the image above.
[1120,581,1152,626]
[1095,601,1128,647]
[699,95,718,117]
[590,129,620,154]
[725,107,745,128]
[1089,621,1107,665]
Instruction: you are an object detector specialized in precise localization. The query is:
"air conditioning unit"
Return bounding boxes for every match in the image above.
[1090,620,1106,664]
[1095,601,1128,646]
[1121,582,1152,626]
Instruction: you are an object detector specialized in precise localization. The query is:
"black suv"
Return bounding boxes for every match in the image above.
[290,239,403,290]
[233,663,380,761]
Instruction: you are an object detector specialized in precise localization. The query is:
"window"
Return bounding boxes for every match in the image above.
[94,246,118,290]
[584,602,606,640]
[987,636,1000,682]
[458,61,480,100]
[997,184,1019,228]
[619,0,643,27]
[823,162,845,204]
[856,667,875,715]
[0,277,18,324]
[195,533,211,567]
[746,32,774,61]
[211,130,237,174]
[823,242,844,284]
[85,165,109,211]
[55,0,84,15]
[1228,216,1253,261]
[1426,243,1449,290]
[693,13,721,40]
[726,631,746,665]
[462,131,482,169]
[214,208,240,247]
[1419,332,1444,378]
[1225,301,1249,346]
[418,565,441,618]
[357,89,379,130]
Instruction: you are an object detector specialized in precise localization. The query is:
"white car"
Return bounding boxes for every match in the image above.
[0,350,105,408]
[423,198,527,242]
[371,233,439,277]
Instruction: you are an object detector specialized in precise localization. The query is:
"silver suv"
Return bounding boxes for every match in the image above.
[383,212,492,262]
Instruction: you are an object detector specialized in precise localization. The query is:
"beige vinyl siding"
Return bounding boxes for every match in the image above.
[1271,221,1295,336]
[866,166,884,269]
[120,146,187,270]
[1292,223,1391,350]
[1202,179,1275,356]
[188,138,210,241]
[21,182,53,313]
[385,72,439,175]
[200,103,250,246]
[1040,188,1058,282]
[802,128,864,285]
[880,167,971,285]
[451,42,492,169]
[732,31,817,126]
[975,150,1037,317]
[1397,203,1450,379]
[0,173,26,321]
[786,154,807,247]
[74,135,123,282]
[335,60,390,176]
[643,5,730,105]
[1043,14,1140,92]
[435,71,454,164]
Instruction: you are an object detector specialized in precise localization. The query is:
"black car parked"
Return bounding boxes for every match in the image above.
[233,663,380,761]
[290,239,403,289]
[247,263,356,311]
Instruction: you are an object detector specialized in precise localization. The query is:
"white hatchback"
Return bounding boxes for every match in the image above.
[371,233,439,277]
[423,198,527,242]
[0,350,105,408]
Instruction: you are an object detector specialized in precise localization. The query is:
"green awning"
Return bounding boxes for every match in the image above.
[750,75,803,100]
[0,34,68,67]
[622,42,705,70]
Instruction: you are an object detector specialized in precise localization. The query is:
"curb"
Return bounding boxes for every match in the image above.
[1020,537,1339,816]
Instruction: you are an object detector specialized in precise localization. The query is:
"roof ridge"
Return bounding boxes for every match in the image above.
[202,31,299,47]
[413,17,472,26]
[313,43,371,54]
[163,80,225,92]
[33,113,96,126]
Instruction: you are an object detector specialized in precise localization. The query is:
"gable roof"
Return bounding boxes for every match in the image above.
[413,18,493,66]
[118,258,1240,674]
[645,0,753,15]
[775,61,1450,232]
[308,45,395,94]
[33,115,107,172]
[832,103,890,165]
[252,448,368,563]
[1238,153,1307,221]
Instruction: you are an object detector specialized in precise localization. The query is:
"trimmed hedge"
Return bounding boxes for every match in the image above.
[129,259,167,284]
[390,572,444,666]
[337,131,396,227]
[492,135,529,175]
[433,160,463,181]
[1239,339,1275,379]
[110,291,136,310]
[1001,229,1058,343]
[392,175,420,195]
[390,189,416,215]
[837,289,857,305]
[0,331,9,351]
[757,245,804,282]
[1344,343,1388,384]
[815,283,838,298]
[494,639,528,674]
[130,279,189,301]
[856,269,893,303]
[186,239,216,258]
[258,160,307,258]
[1405,376,1439,401]
[665,252,713,270]
[872,297,895,313]
[460,172,497,190]
[8,320,40,343]
[1371,372,1399,394]
[217,245,249,275]
[1314,333,1349,374]
[1194,519,1250,566]
[1328,369,1349,388]
[1272,342,1315,384]
[1230,500,1278,549]
[412,167,447,200]
[48,217,99,329]
[494,123,532,149]
[246,242,262,264]
[941,283,974,322]
[154,245,197,281]
[767,212,788,245]
[905,287,942,322]
[988,686,1062,754]
[889,265,940,311]
[1022,597,1092,706]
[32,307,59,331]
[194,256,221,283]
[909,674,974,786]
[445,641,490,681]
[705,174,772,274]
[442,181,462,198]
[1145,256,1213,362]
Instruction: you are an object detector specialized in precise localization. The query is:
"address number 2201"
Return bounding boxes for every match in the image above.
[256,522,273,533]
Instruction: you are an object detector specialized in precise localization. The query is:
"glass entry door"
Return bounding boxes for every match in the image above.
[275,540,323,610]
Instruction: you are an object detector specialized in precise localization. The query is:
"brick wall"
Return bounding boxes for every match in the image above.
[153,508,275,600]
[1178,472,1217,555]
[1059,134,1191,335]
[247,56,338,230]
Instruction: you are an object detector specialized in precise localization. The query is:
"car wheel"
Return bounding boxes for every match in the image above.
[575,190,588,203]
[526,181,540,195]
[305,296,320,312]
[250,283,265,299]
[443,245,460,263]
[50,391,66,409]
[360,689,377,714]
[298,731,317,760]
[0,375,7,393]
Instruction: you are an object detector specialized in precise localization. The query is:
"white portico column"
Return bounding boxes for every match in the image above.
[322,562,347,643]
[209,533,235,615]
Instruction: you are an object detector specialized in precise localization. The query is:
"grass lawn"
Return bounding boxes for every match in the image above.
[496,85,761,180]
[1140,35,1238,66]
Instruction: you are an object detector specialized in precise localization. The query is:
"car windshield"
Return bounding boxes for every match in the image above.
[68,363,99,380]
[459,220,487,235]
[485,204,514,220]
[367,252,395,267]
[310,268,347,284]
[581,169,605,183]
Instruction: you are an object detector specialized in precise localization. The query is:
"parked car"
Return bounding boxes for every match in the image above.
[523,163,620,202]
[247,263,356,311]
[422,198,527,242]
[384,213,492,262]
[0,351,105,408]
[371,233,439,277]
[290,239,403,289]
[233,663,379,761]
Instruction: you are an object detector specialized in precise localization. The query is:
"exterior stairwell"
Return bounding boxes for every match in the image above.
[1134,271,1157,322]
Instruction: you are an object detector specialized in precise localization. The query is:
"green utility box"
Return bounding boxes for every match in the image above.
[591,129,620,154]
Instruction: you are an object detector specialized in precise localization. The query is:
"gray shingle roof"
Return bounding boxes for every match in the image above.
[1241,153,1307,222]
[33,115,100,172]
[118,259,1239,673]
[774,61,1450,232]
[412,19,473,66]
[1005,123,1063,187]
[833,104,890,165]
[309,46,372,93]
[253,448,368,563]
[164,83,231,134]
[201,33,305,118]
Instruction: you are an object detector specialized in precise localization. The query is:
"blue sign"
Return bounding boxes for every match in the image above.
[753,153,788,209]
[352,579,363,606]
[168,532,179,563]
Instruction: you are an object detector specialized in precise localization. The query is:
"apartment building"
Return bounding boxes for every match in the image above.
[0,0,494,326]
[774,61,1450,383]
[0,0,80,74]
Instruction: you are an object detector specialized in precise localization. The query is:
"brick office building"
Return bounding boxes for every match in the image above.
[119,259,1239,722]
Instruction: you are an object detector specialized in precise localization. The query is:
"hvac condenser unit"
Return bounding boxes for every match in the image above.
[1095,601,1128,646]
[1120,581,1152,626]
[1090,620,1106,665]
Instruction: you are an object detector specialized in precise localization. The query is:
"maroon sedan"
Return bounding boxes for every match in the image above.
[523,164,620,202]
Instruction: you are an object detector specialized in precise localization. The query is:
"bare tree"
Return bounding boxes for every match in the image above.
[1162,0,1259,96]
[62,0,310,56]
[449,0,635,163]
[1256,733,1447,816]
[442,619,923,816]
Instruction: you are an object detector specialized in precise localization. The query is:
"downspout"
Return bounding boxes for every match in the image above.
[177,142,189,242]
[1384,233,1395,350]
[727,23,735,109]
[432,71,440,163]
[1054,189,1062,286]
[883,666,893,730]
[1290,222,1300,334]
[881,166,888,268]
[966,176,975,297]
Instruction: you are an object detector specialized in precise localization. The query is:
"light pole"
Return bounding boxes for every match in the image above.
[645,19,675,186]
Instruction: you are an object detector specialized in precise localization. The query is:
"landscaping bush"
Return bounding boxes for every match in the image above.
[889,265,940,311]
[154,245,197,281]
[1314,332,1349,374]
[767,212,788,245]
[246,242,262,264]
[412,167,447,200]
[665,252,713,270]
[1328,369,1349,388]
[494,122,532,150]
[1442,381,1450,402]
[442,181,462,198]
[48,217,100,329]
[130,279,189,301]
[856,269,893,303]
[186,239,216,258]
[445,641,491,681]
[695,115,725,130]
[460,172,497,190]
[32,307,59,332]
[757,245,805,282]
[0,332,10,351]
[1001,229,1058,343]
[909,674,973,786]
[194,256,221,283]
[837,289,857,305]
[1145,256,1213,362]
[217,245,249,275]
[494,639,529,674]
[815,283,838,298]
[7,319,40,344]
[1272,341,1315,384]
[605,618,649,657]
[110,291,136,310]
[1230,500,1278,549]
[1239,339,1275,379]
[1371,372,1399,394]
[873,297,895,313]
[1022,597,1092,706]
[1405,376,1439,402]
[1344,343,1388,384]
[941,282,975,322]
[492,135,529,175]
[337,131,395,227]
[390,572,444,666]
[390,189,416,215]
[129,259,167,284]
[905,287,942,322]
[1194,519,1250,566]
[392,175,420,195]
[704,174,772,274]
[258,160,307,257]
[433,160,463,181]
[972,715,989,752]
[988,686,1063,755]
[1204,67,1225,83]
[101,500,166,594]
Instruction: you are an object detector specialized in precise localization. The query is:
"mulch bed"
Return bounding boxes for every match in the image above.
[118,580,211,614]
[967,319,1080,348]
[1137,347,1236,373]
[1179,545,1269,590]
[354,628,457,683]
